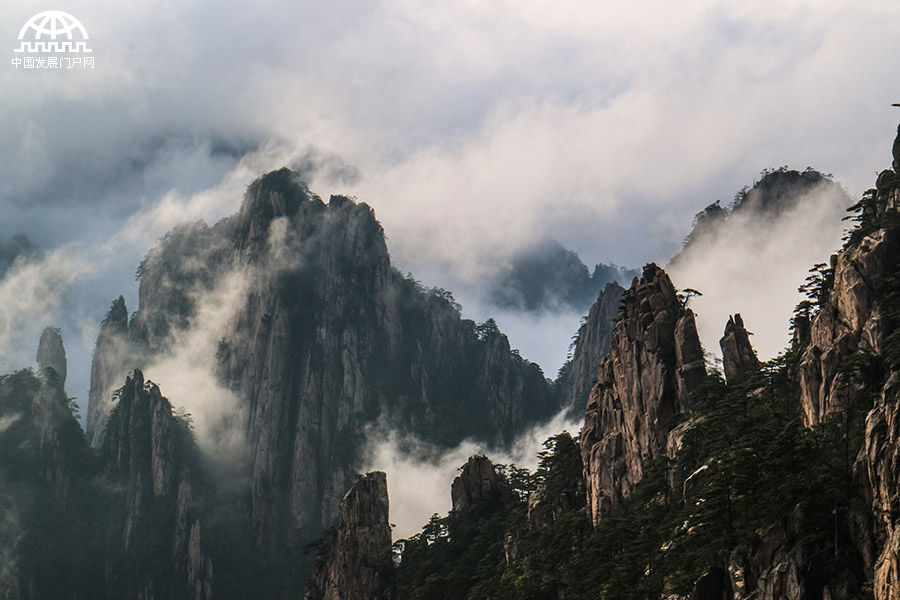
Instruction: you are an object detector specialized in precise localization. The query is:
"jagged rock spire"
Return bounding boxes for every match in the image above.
[451,455,514,513]
[36,326,66,388]
[305,472,392,600]
[581,263,705,525]
[719,314,760,385]
[86,296,130,447]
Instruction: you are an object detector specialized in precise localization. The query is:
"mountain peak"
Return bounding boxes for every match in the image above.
[36,326,67,388]
[238,168,321,244]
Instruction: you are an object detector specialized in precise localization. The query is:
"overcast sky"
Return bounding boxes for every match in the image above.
[2,0,900,409]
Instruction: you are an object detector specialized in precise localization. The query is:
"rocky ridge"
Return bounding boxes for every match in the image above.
[101,370,213,599]
[798,181,900,426]
[86,296,131,447]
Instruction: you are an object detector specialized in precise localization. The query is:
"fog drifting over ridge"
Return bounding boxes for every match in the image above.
[1,1,900,426]
[668,179,852,362]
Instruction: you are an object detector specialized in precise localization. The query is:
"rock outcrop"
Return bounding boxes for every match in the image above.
[102,370,213,599]
[719,314,760,385]
[0,368,92,597]
[305,472,392,600]
[86,296,133,446]
[557,282,625,412]
[451,456,513,513]
[580,263,705,525]
[864,373,900,600]
[728,504,868,600]
[36,326,67,387]
[798,176,900,426]
[673,168,849,264]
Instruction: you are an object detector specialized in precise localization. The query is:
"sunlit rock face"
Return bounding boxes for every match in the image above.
[798,173,900,428]
[580,263,704,526]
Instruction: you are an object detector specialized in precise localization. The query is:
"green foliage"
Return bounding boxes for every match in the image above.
[475,318,501,340]
[676,287,702,309]
[798,262,835,307]
[617,287,633,320]
[843,189,880,249]
[392,344,880,599]
[393,500,521,600]
[432,288,463,313]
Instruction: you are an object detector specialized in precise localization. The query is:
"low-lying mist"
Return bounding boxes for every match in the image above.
[363,409,581,540]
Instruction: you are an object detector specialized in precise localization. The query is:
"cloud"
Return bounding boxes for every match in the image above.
[362,409,580,539]
[141,269,250,459]
[667,179,851,361]
[0,248,91,377]
[0,0,898,442]
[0,140,294,424]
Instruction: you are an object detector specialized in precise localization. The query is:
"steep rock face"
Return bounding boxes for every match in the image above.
[36,326,67,387]
[798,179,900,426]
[305,472,392,600]
[451,456,513,513]
[719,314,760,385]
[29,329,75,499]
[557,282,625,412]
[89,169,557,585]
[86,296,132,447]
[728,505,867,600]
[101,370,213,599]
[0,366,101,597]
[580,264,705,525]
[864,373,900,600]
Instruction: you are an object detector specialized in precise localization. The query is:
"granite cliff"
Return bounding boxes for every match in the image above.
[556,282,625,413]
[305,472,392,600]
[580,263,705,525]
[85,168,558,589]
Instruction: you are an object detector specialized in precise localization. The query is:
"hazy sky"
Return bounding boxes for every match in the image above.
[2,0,900,411]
